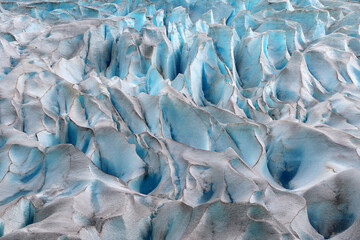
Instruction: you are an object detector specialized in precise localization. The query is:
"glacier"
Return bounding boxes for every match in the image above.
[0,0,360,239]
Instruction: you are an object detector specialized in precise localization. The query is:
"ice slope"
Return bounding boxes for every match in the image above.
[0,0,360,239]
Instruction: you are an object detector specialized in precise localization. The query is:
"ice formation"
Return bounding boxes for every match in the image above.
[0,0,360,239]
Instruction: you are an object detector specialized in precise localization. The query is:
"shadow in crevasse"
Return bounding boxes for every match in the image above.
[266,143,303,190]
[304,170,360,239]
[307,203,355,239]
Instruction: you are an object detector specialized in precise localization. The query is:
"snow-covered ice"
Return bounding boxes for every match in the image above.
[1,0,360,239]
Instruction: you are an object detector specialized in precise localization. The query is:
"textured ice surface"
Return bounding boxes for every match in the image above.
[1,0,360,239]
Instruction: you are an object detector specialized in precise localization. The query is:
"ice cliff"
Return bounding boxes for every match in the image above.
[1,0,360,239]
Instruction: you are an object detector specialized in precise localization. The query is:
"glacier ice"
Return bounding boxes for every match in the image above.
[1,0,360,239]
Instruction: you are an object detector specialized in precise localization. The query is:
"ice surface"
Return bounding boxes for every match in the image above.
[1,0,360,239]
